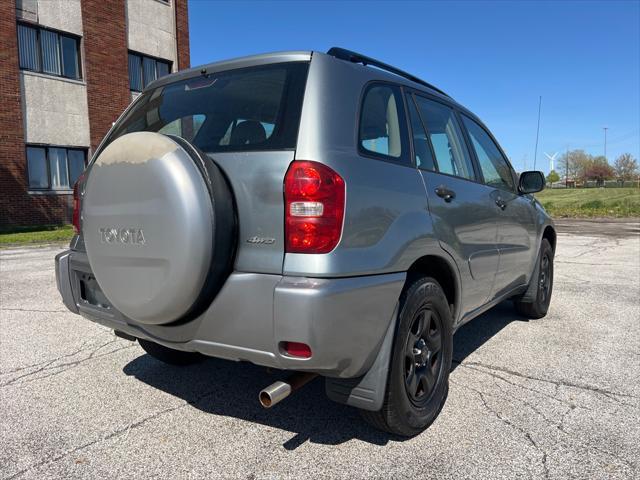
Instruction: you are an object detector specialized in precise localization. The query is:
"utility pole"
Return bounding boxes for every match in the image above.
[565,146,569,188]
[533,96,542,170]
[603,127,608,161]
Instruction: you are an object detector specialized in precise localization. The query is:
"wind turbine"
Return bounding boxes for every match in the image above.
[544,152,558,171]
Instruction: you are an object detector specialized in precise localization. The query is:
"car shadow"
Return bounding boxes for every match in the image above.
[122,300,526,449]
[452,300,529,369]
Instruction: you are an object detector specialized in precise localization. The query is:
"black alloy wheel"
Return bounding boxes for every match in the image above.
[404,307,443,406]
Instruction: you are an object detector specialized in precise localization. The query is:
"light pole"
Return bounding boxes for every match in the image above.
[603,127,608,161]
[565,146,569,187]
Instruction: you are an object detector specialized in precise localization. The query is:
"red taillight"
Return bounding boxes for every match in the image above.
[284,161,345,254]
[281,341,312,358]
[72,173,85,234]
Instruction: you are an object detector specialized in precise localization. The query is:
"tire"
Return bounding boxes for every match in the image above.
[138,339,204,366]
[515,239,554,319]
[361,276,453,437]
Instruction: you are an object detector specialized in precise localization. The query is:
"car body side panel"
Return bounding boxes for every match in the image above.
[283,155,439,277]
[491,189,538,297]
[420,170,500,312]
[287,52,441,278]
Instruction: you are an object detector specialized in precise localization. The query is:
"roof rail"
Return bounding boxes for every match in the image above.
[326,47,450,98]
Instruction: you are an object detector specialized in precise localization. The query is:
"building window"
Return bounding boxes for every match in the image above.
[128,51,171,92]
[27,146,87,191]
[17,23,81,80]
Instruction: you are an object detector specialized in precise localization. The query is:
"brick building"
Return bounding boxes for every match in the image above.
[0,0,190,227]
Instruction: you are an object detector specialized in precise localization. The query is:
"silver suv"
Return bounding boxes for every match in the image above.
[55,48,555,436]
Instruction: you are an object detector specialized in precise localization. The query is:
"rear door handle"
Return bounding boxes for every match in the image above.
[435,185,456,202]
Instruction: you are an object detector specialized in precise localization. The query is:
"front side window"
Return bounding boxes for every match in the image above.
[17,23,81,79]
[128,52,172,92]
[359,84,409,164]
[104,62,309,155]
[26,146,87,190]
[461,115,514,191]
[414,96,475,181]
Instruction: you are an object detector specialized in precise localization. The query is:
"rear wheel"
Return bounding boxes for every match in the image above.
[515,239,554,319]
[361,276,453,437]
[138,339,204,366]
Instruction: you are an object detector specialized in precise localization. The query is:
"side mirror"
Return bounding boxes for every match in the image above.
[519,171,545,194]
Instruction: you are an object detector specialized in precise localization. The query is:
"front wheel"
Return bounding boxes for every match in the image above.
[138,339,205,366]
[514,238,554,319]
[360,276,453,437]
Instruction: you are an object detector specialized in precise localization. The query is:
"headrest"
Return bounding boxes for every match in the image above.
[230,120,267,145]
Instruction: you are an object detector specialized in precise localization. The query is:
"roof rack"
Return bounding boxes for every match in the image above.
[326,47,450,98]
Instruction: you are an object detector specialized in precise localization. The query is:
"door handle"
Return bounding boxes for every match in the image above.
[435,185,456,202]
[495,198,507,210]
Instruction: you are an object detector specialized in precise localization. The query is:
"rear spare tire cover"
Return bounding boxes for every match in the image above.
[83,132,220,325]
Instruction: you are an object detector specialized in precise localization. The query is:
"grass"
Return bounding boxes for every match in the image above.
[0,225,75,247]
[535,187,640,218]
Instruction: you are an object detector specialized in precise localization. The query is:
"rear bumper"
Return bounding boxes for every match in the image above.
[55,249,404,378]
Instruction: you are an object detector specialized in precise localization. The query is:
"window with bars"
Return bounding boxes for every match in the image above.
[26,146,87,191]
[128,52,171,92]
[17,23,81,80]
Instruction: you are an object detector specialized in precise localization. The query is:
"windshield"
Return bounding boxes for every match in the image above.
[101,62,309,157]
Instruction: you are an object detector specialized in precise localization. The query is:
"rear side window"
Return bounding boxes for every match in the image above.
[406,94,436,170]
[359,84,409,164]
[461,115,515,191]
[414,96,475,181]
[103,62,309,154]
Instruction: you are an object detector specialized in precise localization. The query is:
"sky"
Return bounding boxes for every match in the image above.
[188,0,640,173]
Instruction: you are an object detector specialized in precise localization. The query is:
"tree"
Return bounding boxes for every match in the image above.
[584,156,615,186]
[558,149,591,181]
[546,170,560,184]
[613,153,638,181]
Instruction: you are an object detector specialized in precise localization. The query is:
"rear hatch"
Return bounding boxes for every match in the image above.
[90,59,310,275]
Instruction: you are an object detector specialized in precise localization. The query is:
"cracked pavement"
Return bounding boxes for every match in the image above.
[1,220,639,479]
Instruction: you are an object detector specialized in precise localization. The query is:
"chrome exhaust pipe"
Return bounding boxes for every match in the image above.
[259,372,317,408]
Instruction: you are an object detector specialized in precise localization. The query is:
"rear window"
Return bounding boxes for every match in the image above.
[102,62,309,155]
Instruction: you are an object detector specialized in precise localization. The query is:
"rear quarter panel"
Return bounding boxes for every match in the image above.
[287,53,442,277]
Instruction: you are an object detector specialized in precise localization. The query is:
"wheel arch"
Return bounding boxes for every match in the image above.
[542,224,557,252]
[404,254,460,322]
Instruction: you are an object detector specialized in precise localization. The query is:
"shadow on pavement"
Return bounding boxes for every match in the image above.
[123,300,526,449]
[452,301,529,369]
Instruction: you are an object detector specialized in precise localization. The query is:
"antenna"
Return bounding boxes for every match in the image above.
[533,96,542,170]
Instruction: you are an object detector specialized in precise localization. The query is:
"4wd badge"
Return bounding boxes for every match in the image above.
[246,236,275,245]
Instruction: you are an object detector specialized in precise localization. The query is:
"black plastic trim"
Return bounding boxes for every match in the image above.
[327,47,450,98]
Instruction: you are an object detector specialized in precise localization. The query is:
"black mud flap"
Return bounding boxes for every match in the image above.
[325,303,398,411]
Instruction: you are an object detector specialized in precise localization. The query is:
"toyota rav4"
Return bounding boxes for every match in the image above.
[55,48,555,436]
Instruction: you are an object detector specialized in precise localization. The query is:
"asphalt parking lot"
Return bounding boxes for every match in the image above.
[1,220,639,479]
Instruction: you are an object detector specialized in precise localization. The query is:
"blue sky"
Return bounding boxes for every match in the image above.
[188,0,639,173]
